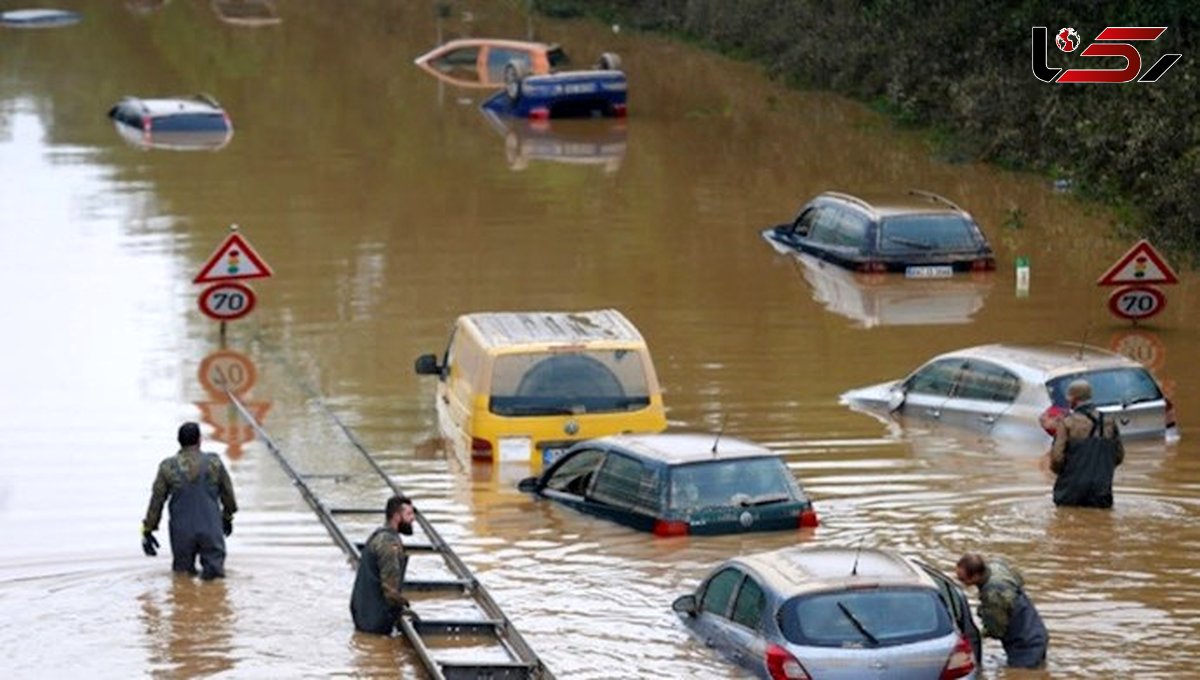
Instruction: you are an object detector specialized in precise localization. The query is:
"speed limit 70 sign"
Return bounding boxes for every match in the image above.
[1108,285,1165,321]
[198,282,257,321]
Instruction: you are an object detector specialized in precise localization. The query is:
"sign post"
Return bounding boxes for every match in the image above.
[1096,240,1177,324]
[193,224,273,337]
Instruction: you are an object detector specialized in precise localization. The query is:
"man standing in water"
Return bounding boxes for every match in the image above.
[141,422,238,579]
[1049,379,1124,508]
[351,494,417,634]
[956,553,1048,669]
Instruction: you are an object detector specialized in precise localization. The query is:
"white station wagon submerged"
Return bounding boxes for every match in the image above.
[841,342,1177,443]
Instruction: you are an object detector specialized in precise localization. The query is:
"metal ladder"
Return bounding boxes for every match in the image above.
[226,390,554,680]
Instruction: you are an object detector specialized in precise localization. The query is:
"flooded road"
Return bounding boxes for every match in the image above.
[1,2,1197,678]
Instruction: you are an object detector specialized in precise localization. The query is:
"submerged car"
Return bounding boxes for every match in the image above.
[107,94,233,151]
[413,38,568,89]
[841,342,1178,442]
[762,190,994,276]
[0,9,82,28]
[517,433,819,537]
[211,0,282,26]
[482,52,627,119]
[672,546,979,680]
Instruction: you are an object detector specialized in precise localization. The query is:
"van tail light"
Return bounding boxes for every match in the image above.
[856,261,888,273]
[612,103,628,117]
[653,520,689,537]
[765,644,811,680]
[1040,405,1068,436]
[971,257,995,271]
[939,634,976,680]
[798,508,820,528]
[1165,397,1177,429]
[470,437,493,460]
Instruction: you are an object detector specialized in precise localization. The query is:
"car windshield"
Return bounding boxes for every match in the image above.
[489,349,652,416]
[877,215,979,253]
[1046,367,1162,407]
[779,588,952,647]
[668,457,799,511]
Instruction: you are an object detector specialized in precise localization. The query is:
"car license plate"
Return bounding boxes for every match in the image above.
[905,265,954,279]
[498,437,532,462]
[541,447,567,467]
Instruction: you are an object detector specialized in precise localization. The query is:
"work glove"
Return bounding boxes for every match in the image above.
[141,527,159,557]
[222,517,233,537]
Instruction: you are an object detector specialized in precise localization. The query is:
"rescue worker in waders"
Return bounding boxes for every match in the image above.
[956,553,1048,669]
[1049,379,1124,509]
[351,494,418,634]
[141,422,238,579]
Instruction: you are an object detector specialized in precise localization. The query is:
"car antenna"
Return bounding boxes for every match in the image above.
[1076,322,1092,360]
[850,536,866,576]
[711,416,728,457]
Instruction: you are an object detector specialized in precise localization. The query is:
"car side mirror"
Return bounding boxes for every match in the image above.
[671,594,698,617]
[414,353,442,376]
[517,477,539,493]
[887,386,906,412]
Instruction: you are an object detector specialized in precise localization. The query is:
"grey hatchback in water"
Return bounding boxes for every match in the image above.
[673,546,980,680]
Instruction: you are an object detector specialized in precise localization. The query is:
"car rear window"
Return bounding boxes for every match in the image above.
[1046,367,1162,408]
[779,587,952,647]
[877,215,980,253]
[489,350,652,416]
[668,457,800,512]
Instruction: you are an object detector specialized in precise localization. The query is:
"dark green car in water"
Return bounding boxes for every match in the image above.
[517,433,819,536]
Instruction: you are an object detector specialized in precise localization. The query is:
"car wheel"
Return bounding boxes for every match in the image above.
[504,60,528,102]
[596,52,622,71]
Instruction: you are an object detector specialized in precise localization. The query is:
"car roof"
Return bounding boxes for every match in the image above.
[117,95,225,116]
[734,546,935,597]
[817,190,969,219]
[588,433,776,465]
[936,342,1140,380]
[462,309,646,350]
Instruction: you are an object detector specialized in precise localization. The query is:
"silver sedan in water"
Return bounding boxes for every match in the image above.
[672,546,980,679]
[840,342,1178,443]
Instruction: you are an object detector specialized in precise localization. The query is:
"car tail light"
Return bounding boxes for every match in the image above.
[1166,397,1177,428]
[612,103,628,117]
[528,106,551,121]
[142,115,153,132]
[798,508,819,528]
[653,519,689,537]
[1040,405,1068,436]
[971,257,995,271]
[856,261,887,273]
[939,634,976,680]
[470,437,493,459]
[765,644,811,680]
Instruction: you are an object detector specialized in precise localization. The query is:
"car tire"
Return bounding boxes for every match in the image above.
[596,52,622,71]
[504,60,528,102]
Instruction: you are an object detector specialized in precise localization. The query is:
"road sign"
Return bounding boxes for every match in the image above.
[1107,285,1166,321]
[193,231,273,284]
[198,282,257,321]
[1110,330,1165,370]
[1096,239,1178,286]
[198,348,258,398]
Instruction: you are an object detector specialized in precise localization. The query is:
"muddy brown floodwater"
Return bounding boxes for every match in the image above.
[1,2,1196,679]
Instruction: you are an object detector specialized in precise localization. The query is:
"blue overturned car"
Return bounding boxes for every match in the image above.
[482,52,627,120]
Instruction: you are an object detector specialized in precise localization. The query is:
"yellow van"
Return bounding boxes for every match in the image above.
[414,310,667,469]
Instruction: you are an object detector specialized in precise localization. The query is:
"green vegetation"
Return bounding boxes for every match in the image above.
[536,0,1200,265]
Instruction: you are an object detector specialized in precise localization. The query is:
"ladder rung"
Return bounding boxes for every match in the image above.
[403,578,472,592]
[437,661,535,680]
[329,508,381,515]
[415,618,503,635]
[299,473,353,481]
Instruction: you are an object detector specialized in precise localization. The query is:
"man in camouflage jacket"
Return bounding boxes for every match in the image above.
[141,422,238,579]
[956,553,1048,668]
[351,494,416,634]
[1049,379,1124,508]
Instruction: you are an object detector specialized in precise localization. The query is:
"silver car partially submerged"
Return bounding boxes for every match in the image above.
[672,546,979,679]
[841,342,1177,443]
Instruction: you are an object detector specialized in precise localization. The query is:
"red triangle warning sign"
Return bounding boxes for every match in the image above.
[1096,239,1178,287]
[193,231,273,284]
